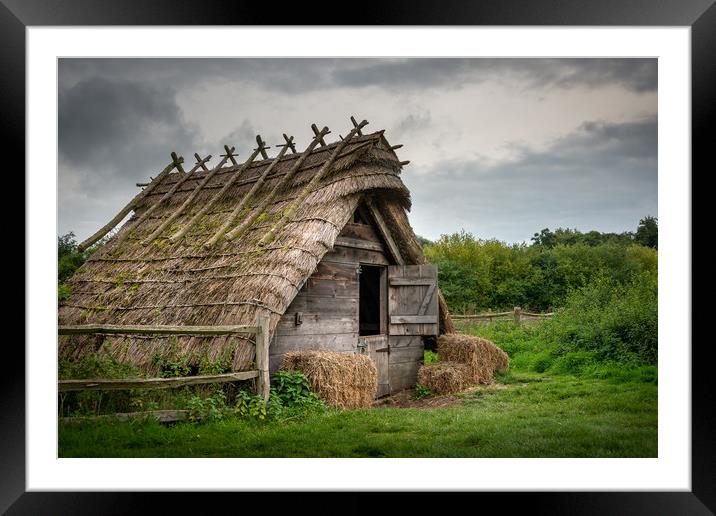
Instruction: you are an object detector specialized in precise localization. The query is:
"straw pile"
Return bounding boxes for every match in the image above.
[417,362,469,394]
[437,334,509,385]
[282,351,377,409]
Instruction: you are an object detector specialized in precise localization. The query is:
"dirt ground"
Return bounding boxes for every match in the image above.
[372,383,508,409]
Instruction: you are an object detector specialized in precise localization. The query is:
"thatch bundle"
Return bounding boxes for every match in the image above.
[417,362,469,394]
[282,351,377,409]
[437,334,509,385]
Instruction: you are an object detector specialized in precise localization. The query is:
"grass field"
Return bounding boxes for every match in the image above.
[58,367,657,458]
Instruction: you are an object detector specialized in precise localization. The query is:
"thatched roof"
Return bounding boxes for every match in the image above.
[59,122,450,375]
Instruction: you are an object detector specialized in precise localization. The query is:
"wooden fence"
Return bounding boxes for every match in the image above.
[450,306,554,325]
[58,315,270,422]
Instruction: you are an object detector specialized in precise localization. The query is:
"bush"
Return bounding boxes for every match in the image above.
[465,270,658,372]
[186,390,231,422]
[266,370,325,421]
[423,350,438,365]
[545,271,657,364]
[424,229,657,312]
[411,384,433,400]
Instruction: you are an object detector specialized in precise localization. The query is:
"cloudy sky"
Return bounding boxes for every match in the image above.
[58,58,657,244]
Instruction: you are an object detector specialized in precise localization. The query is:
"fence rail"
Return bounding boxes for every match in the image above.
[451,306,554,324]
[58,315,271,404]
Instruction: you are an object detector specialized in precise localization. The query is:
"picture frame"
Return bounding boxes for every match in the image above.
[8,0,711,512]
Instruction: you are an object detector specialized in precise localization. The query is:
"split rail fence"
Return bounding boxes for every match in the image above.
[450,306,554,325]
[58,315,270,423]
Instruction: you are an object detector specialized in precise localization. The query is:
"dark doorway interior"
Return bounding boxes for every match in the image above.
[359,265,383,336]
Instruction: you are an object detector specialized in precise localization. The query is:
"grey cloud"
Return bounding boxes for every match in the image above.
[332,58,656,93]
[59,77,200,177]
[395,112,432,135]
[406,118,657,242]
[60,58,657,97]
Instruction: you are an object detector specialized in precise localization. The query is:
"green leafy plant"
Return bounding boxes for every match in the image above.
[423,350,438,365]
[411,384,433,400]
[265,370,325,421]
[187,390,230,422]
[234,390,267,421]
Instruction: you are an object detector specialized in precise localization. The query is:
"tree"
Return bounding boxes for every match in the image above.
[635,216,658,249]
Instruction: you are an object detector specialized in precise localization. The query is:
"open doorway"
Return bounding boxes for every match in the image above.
[359,264,385,336]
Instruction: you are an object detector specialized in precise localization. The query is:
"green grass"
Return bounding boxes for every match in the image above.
[58,371,656,458]
[58,319,657,458]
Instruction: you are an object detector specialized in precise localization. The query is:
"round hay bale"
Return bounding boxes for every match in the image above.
[437,334,509,384]
[281,351,377,409]
[417,362,469,394]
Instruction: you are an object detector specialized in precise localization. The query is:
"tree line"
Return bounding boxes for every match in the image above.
[423,216,657,313]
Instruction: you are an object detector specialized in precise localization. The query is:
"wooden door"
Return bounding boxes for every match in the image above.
[358,334,391,397]
[388,264,439,336]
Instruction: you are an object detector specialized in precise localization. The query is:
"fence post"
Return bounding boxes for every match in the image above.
[255,314,271,402]
[514,306,522,325]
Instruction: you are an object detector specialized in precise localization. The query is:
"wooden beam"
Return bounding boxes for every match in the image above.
[195,153,210,171]
[283,133,297,153]
[256,135,269,159]
[206,136,293,247]
[170,151,186,173]
[389,277,433,286]
[311,123,328,146]
[418,283,436,315]
[255,314,271,402]
[350,115,363,136]
[225,126,331,241]
[222,144,238,166]
[334,236,384,252]
[364,198,405,265]
[78,157,181,251]
[58,371,259,392]
[390,315,436,324]
[390,144,403,150]
[117,154,212,244]
[169,144,265,243]
[259,119,369,246]
[58,324,258,336]
[61,410,188,424]
[142,147,235,245]
[399,160,410,167]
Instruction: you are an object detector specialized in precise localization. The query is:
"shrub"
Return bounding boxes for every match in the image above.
[411,384,433,400]
[187,390,230,422]
[266,370,325,420]
[233,390,268,421]
[423,350,438,365]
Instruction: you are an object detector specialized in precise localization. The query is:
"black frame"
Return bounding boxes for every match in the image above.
[7,1,711,513]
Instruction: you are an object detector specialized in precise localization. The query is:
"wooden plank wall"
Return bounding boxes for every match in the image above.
[269,213,426,396]
[268,220,389,374]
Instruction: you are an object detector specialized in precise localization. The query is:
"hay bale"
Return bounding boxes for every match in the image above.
[282,351,377,409]
[437,334,509,385]
[417,362,469,394]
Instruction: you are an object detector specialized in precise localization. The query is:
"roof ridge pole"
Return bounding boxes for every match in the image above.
[258,118,369,247]
[206,135,294,247]
[224,126,331,242]
[169,139,270,243]
[117,153,212,244]
[77,156,182,252]
[141,146,236,246]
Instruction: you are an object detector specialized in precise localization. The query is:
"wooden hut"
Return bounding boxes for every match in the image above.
[59,118,454,398]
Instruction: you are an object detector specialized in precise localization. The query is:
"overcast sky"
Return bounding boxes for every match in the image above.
[58,58,657,244]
